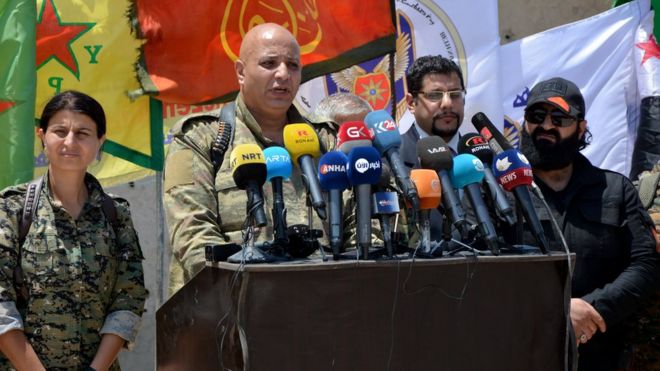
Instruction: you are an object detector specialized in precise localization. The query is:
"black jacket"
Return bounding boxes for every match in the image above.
[527,154,659,370]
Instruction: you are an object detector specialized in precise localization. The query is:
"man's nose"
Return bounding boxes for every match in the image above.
[540,114,555,129]
[440,92,453,110]
[274,62,290,79]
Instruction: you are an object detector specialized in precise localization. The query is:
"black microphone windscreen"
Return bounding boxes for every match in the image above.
[458,133,493,164]
[233,163,267,189]
[470,112,513,152]
[416,136,453,171]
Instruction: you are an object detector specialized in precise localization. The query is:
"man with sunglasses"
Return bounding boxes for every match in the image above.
[520,77,659,370]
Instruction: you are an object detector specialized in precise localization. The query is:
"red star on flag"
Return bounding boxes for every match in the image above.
[36,0,93,79]
[0,100,15,115]
[636,34,660,65]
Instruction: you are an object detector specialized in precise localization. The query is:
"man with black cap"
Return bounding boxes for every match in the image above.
[520,77,659,370]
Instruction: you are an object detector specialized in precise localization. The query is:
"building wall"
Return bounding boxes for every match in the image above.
[112,1,619,369]
[498,0,610,43]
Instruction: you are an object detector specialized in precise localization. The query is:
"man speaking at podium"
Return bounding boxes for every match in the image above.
[519,77,659,370]
[162,23,337,296]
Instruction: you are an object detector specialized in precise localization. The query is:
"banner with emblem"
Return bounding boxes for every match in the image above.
[500,0,650,176]
[34,0,163,186]
[0,0,36,189]
[295,0,502,136]
[133,0,397,105]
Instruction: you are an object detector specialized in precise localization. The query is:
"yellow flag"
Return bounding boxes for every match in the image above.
[35,0,162,185]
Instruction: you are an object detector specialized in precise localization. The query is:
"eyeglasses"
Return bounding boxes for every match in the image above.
[524,108,578,127]
[417,90,465,102]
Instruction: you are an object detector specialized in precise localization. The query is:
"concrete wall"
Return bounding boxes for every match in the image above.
[109,176,166,371]
[111,1,618,369]
[498,0,610,43]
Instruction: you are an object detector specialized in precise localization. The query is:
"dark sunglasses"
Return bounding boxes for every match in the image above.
[524,108,577,127]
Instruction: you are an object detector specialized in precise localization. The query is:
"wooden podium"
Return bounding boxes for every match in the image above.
[157,254,573,371]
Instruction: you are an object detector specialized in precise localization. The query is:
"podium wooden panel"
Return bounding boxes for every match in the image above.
[157,254,572,371]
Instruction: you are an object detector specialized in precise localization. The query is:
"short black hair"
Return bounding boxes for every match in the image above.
[39,90,106,138]
[406,55,465,95]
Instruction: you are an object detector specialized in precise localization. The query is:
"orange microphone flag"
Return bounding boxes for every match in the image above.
[410,169,441,210]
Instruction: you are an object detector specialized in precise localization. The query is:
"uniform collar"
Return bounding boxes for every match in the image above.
[42,171,106,210]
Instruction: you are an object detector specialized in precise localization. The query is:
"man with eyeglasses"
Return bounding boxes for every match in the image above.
[399,55,466,243]
[400,55,465,165]
[519,77,659,370]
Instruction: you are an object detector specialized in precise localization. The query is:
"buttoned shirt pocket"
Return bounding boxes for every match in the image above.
[21,232,57,283]
[215,169,248,233]
[577,199,625,258]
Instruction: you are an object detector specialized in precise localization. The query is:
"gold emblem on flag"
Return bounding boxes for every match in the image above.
[220,0,322,62]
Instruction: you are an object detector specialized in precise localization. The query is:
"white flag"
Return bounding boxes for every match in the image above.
[500,0,650,176]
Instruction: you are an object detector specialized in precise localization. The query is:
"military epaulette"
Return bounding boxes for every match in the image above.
[0,187,25,198]
[170,111,222,137]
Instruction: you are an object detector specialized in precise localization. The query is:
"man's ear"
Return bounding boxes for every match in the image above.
[235,60,245,86]
[578,119,588,139]
[405,93,416,113]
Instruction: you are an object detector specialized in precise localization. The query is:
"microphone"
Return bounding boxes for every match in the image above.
[336,121,372,154]
[410,169,441,255]
[283,123,327,220]
[364,110,420,211]
[229,144,268,227]
[371,162,399,258]
[264,146,292,248]
[492,149,549,254]
[346,146,382,259]
[458,133,516,226]
[416,136,468,235]
[450,154,500,255]
[471,111,551,254]
[318,151,350,259]
[470,112,513,155]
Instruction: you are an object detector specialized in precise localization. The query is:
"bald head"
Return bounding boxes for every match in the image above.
[236,23,302,124]
[239,23,299,62]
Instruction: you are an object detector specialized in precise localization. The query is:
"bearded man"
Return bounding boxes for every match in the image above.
[520,77,659,371]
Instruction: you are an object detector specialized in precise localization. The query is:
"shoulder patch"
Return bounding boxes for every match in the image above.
[164,149,195,191]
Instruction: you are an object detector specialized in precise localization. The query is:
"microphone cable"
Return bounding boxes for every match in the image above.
[530,181,574,371]
[217,214,254,370]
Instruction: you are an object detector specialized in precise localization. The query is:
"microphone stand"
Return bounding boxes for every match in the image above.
[306,193,326,261]
[268,177,289,257]
[228,188,274,264]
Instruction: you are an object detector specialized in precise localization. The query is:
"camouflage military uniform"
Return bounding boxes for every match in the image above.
[0,173,147,370]
[632,166,660,370]
[164,95,337,296]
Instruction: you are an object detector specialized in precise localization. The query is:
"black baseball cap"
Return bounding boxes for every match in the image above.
[526,77,585,119]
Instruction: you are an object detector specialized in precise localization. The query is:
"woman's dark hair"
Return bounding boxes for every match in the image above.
[39,90,106,138]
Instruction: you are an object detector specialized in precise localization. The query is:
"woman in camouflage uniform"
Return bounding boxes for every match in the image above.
[0,91,147,370]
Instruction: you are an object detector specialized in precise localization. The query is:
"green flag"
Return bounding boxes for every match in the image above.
[0,0,36,188]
